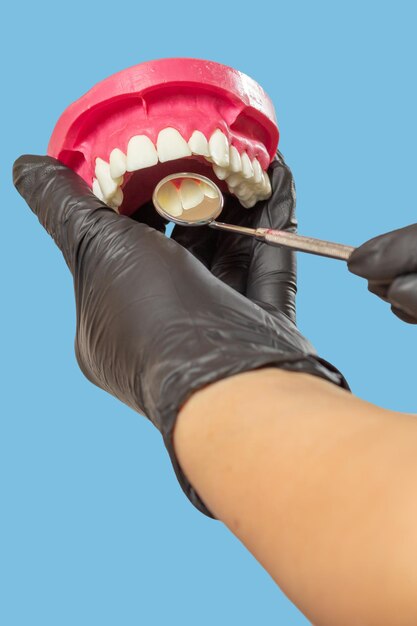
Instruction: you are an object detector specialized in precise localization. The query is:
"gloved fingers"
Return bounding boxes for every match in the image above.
[387,274,417,323]
[209,155,298,317]
[13,155,118,272]
[390,305,417,324]
[130,200,168,234]
[209,194,252,294]
[246,243,297,321]
[257,152,298,234]
[348,223,417,281]
[245,153,298,321]
[367,279,390,301]
[170,222,219,269]
[171,151,298,318]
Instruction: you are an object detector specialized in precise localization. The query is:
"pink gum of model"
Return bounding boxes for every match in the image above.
[48,58,279,216]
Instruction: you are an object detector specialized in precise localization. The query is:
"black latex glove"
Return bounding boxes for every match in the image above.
[13,154,348,518]
[131,152,298,321]
[170,152,298,322]
[348,224,417,324]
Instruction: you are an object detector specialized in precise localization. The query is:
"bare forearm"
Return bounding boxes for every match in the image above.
[174,368,417,626]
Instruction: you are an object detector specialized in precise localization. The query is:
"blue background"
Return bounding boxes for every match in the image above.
[2,1,416,624]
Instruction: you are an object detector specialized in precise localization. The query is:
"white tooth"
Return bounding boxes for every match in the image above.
[226,173,244,188]
[158,182,183,217]
[109,148,127,178]
[240,196,258,209]
[253,179,266,191]
[200,181,218,198]
[112,174,123,186]
[235,181,251,194]
[208,130,229,167]
[127,135,158,171]
[212,165,229,180]
[236,186,253,201]
[241,152,254,179]
[261,171,272,196]
[109,187,123,208]
[92,178,105,201]
[179,179,205,210]
[157,128,191,162]
[188,130,210,157]
[229,146,242,172]
[252,158,263,183]
[225,172,243,188]
[95,158,118,198]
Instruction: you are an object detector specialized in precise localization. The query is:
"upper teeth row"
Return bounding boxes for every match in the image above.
[92,127,272,211]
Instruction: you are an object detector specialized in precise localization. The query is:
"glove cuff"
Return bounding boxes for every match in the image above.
[159,352,349,519]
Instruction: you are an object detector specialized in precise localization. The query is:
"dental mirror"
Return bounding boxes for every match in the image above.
[152,172,224,226]
[152,173,355,261]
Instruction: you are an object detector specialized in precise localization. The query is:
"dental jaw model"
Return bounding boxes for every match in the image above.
[47,58,279,216]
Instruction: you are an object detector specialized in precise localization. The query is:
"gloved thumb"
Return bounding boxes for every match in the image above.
[388,274,417,324]
[13,155,117,273]
[347,224,417,281]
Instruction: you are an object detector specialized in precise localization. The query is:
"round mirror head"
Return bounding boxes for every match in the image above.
[152,173,224,226]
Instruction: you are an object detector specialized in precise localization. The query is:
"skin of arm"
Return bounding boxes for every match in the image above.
[174,368,417,626]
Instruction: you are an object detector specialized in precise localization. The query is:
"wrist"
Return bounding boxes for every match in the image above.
[173,367,338,472]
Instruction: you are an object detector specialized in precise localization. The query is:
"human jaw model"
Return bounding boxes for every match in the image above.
[48,58,279,216]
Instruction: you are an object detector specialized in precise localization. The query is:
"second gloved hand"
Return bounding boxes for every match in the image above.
[348,223,417,324]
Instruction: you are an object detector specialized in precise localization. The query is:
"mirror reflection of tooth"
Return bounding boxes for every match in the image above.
[179,179,205,210]
[188,130,210,157]
[212,165,229,180]
[241,152,254,179]
[252,158,263,183]
[208,129,230,167]
[229,146,242,173]
[92,178,105,201]
[95,158,119,198]
[157,128,192,162]
[200,181,218,199]
[109,148,127,179]
[158,181,183,217]
[127,135,159,171]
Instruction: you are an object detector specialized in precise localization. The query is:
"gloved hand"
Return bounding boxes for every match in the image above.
[348,224,417,324]
[167,151,298,323]
[13,154,348,518]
